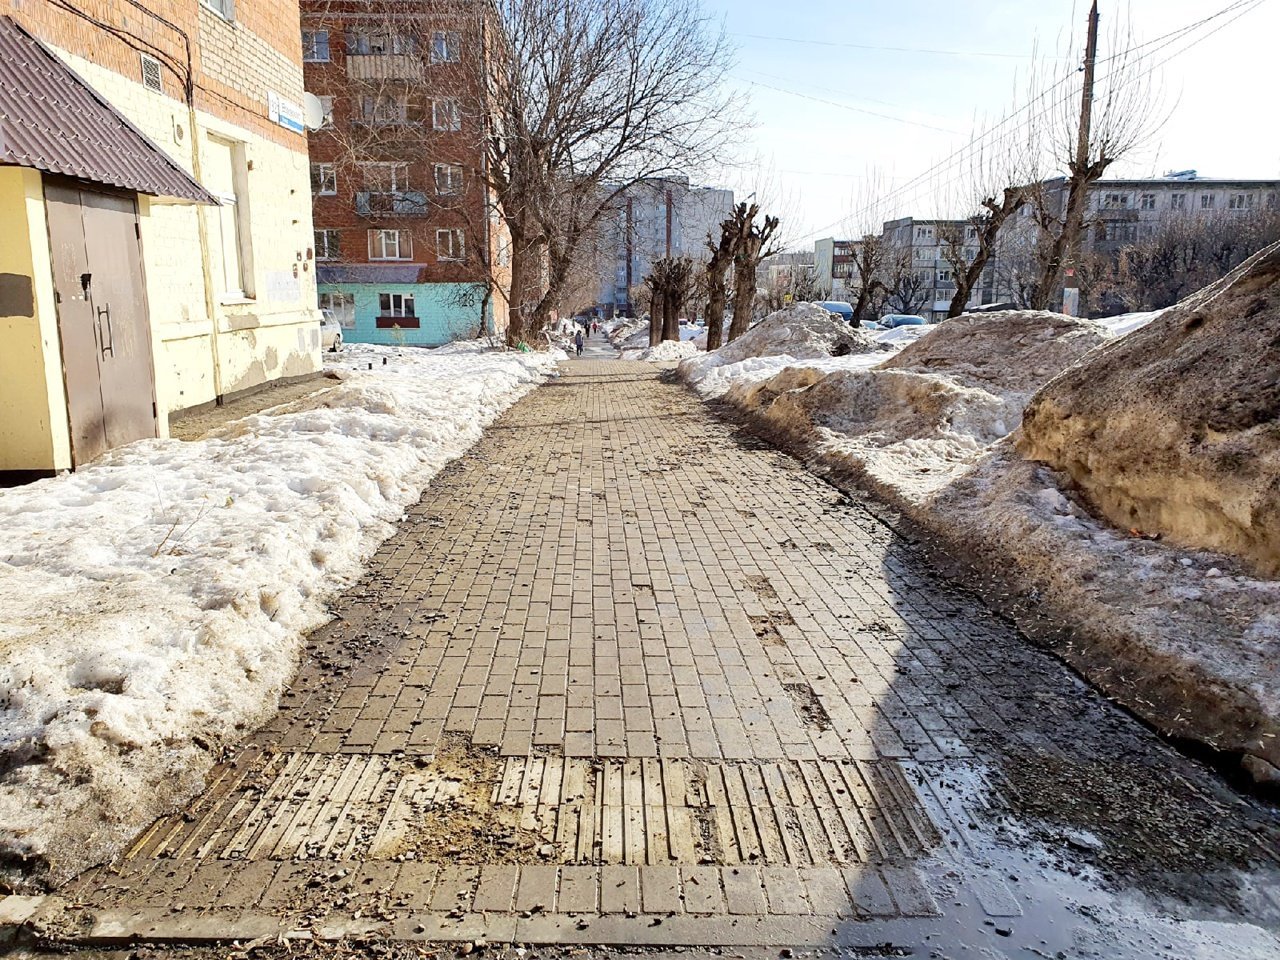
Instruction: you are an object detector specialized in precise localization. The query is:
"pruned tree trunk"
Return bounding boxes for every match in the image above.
[649,293,664,346]
[726,202,779,343]
[945,187,1025,318]
[704,221,736,351]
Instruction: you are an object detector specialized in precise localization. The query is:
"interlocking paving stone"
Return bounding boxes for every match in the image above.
[49,355,1280,952]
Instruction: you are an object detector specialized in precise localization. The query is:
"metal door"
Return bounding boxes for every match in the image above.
[45,182,158,466]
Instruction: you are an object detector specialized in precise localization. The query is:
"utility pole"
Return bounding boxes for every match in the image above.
[1062,0,1099,317]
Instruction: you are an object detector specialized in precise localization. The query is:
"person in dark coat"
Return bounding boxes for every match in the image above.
[574,329,584,357]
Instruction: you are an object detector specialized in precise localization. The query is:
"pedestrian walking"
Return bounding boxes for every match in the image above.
[574,329,584,357]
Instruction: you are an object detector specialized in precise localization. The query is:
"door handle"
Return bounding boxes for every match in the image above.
[97,304,114,358]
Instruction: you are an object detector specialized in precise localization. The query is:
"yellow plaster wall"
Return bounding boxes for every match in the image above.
[0,168,72,473]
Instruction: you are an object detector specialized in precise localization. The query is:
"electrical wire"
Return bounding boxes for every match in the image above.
[788,0,1270,245]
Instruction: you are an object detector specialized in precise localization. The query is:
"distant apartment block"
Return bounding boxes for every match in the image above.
[596,177,734,317]
[302,0,508,345]
[815,170,1280,322]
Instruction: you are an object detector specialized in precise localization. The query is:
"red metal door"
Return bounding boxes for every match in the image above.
[45,182,159,466]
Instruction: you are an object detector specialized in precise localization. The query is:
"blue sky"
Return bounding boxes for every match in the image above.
[698,0,1280,247]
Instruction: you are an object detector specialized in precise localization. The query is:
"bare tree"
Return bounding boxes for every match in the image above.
[882,246,930,316]
[703,218,737,351]
[461,0,734,347]
[727,202,780,341]
[644,257,695,343]
[1095,208,1280,312]
[1022,7,1159,310]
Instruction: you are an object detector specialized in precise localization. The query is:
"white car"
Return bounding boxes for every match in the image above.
[319,312,343,352]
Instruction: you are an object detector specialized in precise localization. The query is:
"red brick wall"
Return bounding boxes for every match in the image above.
[9,0,306,151]
[302,1,493,284]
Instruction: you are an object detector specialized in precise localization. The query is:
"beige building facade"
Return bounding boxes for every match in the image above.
[0,2,321,478]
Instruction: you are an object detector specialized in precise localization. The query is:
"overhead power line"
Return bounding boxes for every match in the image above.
[788,0,1269,245]
[732,77,959,134]
[729,31,1053,60]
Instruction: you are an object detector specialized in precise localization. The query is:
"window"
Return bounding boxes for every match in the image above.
[1200,194,1215,209]
[310,163,337,195]
[369,229,412,260]
[319,291,355,328]
[434,163,463,195]
[1228,193,1253,210]
[361,162,409,193]
[1103,192,1130,209]
[302,30,330,62]
[433,99,461,131]
[431,31,461,63]
[1170,192,1186,210]
[317,95,335,128]
[437,228,465,261]
[314,229,341,260]
[201,0,234,20]
[914,225,933,240]
[360,94,408,125]
[346,30,415,55]
[204,136,252,299]
[1268,193,1279,211]
[1140,193,1156,210]
[965,225,978,241]
[937,268,953,283]
[1101,222,1137,243]
[379,292,416,317]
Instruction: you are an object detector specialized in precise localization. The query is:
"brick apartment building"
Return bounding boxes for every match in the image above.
[0,0,320,478]
[302,0,508,345]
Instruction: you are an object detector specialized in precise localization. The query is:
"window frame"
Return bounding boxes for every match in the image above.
[1170,192,1186,210]
[434,162,464,196]
[319,291,356,328]
[302,29,330,62]
[432,98,462,131]
[1140,193,1156,210]
[436,228,465,261]
[431,30,461,64]
[369,228,413,261]
[360,94,409,126]
[379,292,416,317]
[310,162,337,196]
[200,0,234,22]
[360,162,410,193]
[1200,193,1216,209]
[347,29,416,56]
[314,229,341,261]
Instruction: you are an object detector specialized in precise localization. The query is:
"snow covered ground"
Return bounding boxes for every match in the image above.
[680,304,1280,781]
[0,343,560,883]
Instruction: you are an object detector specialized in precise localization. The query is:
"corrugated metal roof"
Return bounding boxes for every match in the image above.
[0,16,215,203]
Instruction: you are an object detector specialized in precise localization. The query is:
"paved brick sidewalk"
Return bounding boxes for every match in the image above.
[43,357,1280,955]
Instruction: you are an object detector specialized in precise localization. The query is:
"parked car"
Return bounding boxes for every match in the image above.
[814,301,856,324]
[879,314,927,329]
[319,312,344,352]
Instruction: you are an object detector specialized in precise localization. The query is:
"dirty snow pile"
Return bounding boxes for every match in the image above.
[608,317,651,351]
[681,288,1280,782]
[0,343,558,883]
[626,339,701,362]
[680,303,892,397]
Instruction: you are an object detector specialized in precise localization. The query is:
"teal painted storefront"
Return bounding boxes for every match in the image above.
[318,281,494,346]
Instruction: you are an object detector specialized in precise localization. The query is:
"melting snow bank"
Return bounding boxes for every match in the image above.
[0,343,560,886]
[682,302,1280,785]
[622,339,701,362]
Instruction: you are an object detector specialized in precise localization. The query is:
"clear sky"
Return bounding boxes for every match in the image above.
[698,0,1280,249]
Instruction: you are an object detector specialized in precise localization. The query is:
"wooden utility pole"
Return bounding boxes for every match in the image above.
[1062,0,1099,316]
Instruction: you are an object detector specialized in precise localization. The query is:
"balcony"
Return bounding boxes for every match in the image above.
[355,191,429,217]
[346,54,422,80]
